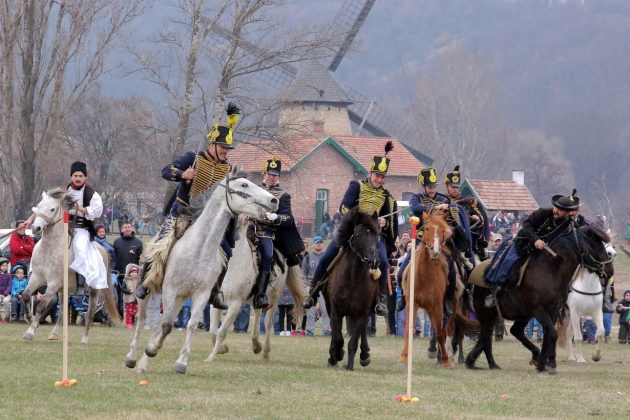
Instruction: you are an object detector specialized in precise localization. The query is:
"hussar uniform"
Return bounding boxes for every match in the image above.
[248,158,305,309]
[135,103,241,308]
[302,142,398,317]
[67,161,109,290]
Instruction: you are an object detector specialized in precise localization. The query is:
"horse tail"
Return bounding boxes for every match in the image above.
[557,311,569,349]
[104,266,122,327]
[454,306,480,338]
[286,265,308,327]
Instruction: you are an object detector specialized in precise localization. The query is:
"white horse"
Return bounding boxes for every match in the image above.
[563,242,616,363]
[125,167,279,374]
[23,189,121,343]
[206,222,309,363]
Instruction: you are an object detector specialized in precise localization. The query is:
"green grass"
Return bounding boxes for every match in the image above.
[2,319,630,420]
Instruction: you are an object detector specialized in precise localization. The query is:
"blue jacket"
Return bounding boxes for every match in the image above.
[95,236,117,271]
[11,276,28,297]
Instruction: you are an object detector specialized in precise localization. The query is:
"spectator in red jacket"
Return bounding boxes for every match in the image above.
[9,222,35,266]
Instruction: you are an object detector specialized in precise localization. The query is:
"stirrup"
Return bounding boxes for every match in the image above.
[301,297,315,310]
[443,300,453,317]
[135,284,148,300]
[375,302,388,317]
[484,294,496,308]
[253,294,269,310]
[395,298,406,312]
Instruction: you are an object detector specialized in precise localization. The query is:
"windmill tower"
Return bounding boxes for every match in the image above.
[206,0,433,165]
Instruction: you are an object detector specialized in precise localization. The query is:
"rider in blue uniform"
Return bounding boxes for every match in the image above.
[301,142,398,317]
[249,157,304,309]
[135,103,241,309]
[395,167,473,316]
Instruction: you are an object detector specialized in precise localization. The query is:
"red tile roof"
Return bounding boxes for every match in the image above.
[228,136,423,176]
[466,179,539,211]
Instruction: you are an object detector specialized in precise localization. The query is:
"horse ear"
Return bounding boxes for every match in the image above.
[372,211,379,221]
[230,165,238,177]
[42,191,46,199]
[442,211,450,221]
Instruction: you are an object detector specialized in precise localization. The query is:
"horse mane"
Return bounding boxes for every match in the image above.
[335,207,378,247]
[179,172,248,223]
[581,224,611,244]
[46,187,77,210]
[424,208,449,230]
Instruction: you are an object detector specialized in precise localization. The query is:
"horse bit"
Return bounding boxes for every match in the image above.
[348,225,377,264]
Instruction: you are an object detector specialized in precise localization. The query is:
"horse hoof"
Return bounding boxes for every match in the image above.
[344,365,354,371]
[135,368,147,374]
[545,366,557,375]
[577,359,587,364]
[145,347,158,358]
[48,334,58,341]
[592,355,601,362]
[125,358,137,369]
[442,365,454,370]
[23,332,34,341]
[218,344,229,355]
[396,362,407,368]
[427,350,438,359]
[360,357,371,367]
[173,363,187,374]
[529,359,539,368]
[489,364,502,370]
[262,351,270,361]
[204,356,216,363]
[567,357,576,362]
[327,359,338,367]
[252,343,262,354]
[80,337,89,345]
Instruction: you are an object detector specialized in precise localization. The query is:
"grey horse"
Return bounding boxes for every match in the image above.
[125,167,279,374]
[22,188,121,343]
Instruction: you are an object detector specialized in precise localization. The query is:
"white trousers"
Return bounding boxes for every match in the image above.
[69,228,108,290]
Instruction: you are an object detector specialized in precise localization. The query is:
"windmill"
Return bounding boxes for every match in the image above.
[205,0,433,166]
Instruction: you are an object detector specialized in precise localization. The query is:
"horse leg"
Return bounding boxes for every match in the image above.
[328,310,344,367]
[251,308,262,355]
[206,303,240,363]
[430,308,452,369]
[359,322,371,367]
[261,302,279,360]
[208,306,221,347]
[23,283,55,341]
[571,312,586,363]
[174,292,209,374]
[566,315,576,361]
[534,310,558,374]
[145,294,182,358]
[22,274,45,326]
[80,288,99,344]
[592,309,605,362]
[428,328,438,359]
[510,319,540,367]
[345,316,366,371]
[125,294,149,369]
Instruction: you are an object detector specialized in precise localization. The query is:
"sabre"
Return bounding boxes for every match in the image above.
[186,99,216,184]
[543,245,557,258]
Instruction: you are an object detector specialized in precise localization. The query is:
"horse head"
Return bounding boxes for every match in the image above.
[338,208,380,270]
[31,188,76,236]
[581,225,614,280]
[223,166,279,219]
[422,209,450,260]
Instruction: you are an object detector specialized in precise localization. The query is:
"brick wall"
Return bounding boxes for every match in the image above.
[246,143,420,237]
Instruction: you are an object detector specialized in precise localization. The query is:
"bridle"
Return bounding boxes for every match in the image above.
[418,218,447,256]
[571,228,613,280]
[217,174,259,215]
[35,204,64,234]
[348,225,378,266]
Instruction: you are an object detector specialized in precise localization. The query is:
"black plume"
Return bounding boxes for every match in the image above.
[226,101,241,116]
[454,165,460,172]
[384,140,394,156]
[572,188,577,196]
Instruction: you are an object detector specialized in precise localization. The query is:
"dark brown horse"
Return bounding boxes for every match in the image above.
[466,225,612,374]
[323,208,380,371]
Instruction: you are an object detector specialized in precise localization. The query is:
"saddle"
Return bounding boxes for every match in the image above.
[468,257,530,290]
[245,228,285,279]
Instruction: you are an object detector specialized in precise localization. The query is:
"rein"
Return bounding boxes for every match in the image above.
[217,174,258,215]
[418,218,446,255]
[348,227,370,263]
[569,283,603,296]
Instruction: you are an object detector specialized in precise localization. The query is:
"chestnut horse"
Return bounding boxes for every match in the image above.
[397,209,476,369]
[323,208,380,371]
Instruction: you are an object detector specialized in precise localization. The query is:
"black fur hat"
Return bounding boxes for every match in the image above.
[70,161,87,177]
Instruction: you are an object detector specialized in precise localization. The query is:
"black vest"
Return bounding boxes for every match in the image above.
[67,183,97,241]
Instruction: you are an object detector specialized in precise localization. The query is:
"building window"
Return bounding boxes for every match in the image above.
[316,189,329,213]
[315,106,319,111]
[402,192,414,201]
[328,106,331,111]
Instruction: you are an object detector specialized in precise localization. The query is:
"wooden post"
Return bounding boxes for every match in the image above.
[407,217,420,397]
[63,211,68,381]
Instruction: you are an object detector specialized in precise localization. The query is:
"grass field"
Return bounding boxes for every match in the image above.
[2,318,629,420]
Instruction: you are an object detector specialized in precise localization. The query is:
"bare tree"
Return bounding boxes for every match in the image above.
[0,0,151,224]
[412,45,511,178]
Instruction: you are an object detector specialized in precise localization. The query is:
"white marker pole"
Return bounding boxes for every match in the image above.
[63,211,69,381]
[407,217,420,397]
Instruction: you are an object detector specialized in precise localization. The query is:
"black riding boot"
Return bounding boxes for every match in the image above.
[253,271,271,309]
[443,260,456,316]
[484,284,499,308]
[375,282,388,317]
[302,274,322,309]
[135,262,151,300]
[465,285,475,313]
[396,286,406,312]
[209,266,229,310]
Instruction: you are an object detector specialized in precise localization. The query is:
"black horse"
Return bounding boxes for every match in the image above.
[466,225,612,374]
[323,208,380,371]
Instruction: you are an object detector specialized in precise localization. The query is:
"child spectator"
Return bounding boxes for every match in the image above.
[616,289,630,344]
[177,298,192,331]
[525,318,543,343]
[277,284,295,336]
[581,315,597,344]
[0,258,12,323]
[302,237,330,337]
[121,264,140,329]
[11,265,27,322]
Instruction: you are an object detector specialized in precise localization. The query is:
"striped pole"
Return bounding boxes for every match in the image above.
[62,211,69,381]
